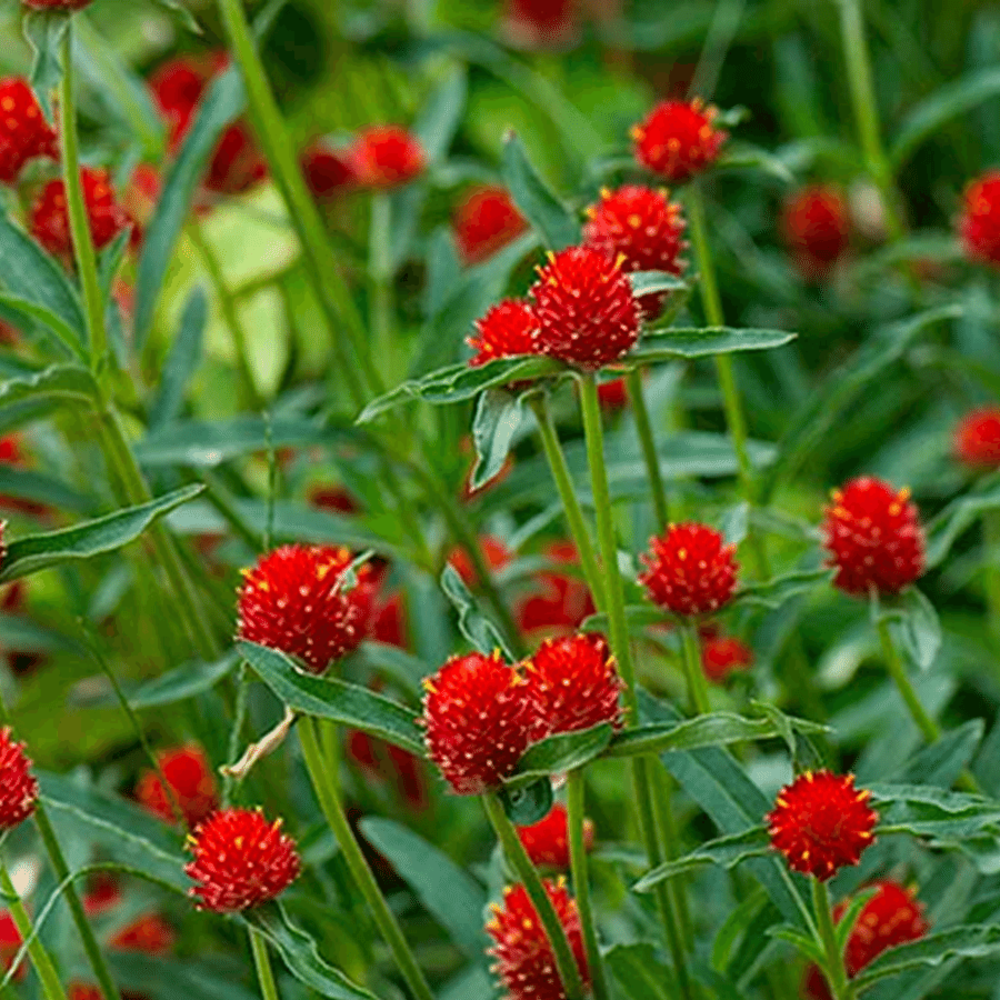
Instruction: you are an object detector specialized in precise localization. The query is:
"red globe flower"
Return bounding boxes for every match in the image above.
[822,476,925,596]
[301,143,355,201]
[502,0,580,49]
[597,377,628,410]
[23,0,94,8]
[30,168,130,258]
[959,171,1000,267]
[110,914,175,957]
[454,185,529,265]
[639,522,739,617]
[0,728,38,829]
[0,78,58,185]
[525,631,623,740]
[349,125,425,189]
[420,651,532,795]
[516,541,596,638]
[583,184,686,318]
[631,98,727,183]
[448,535,513,587]
[467,299,542,368]
[185,807,301,912]
[135,744,219,829]
[767,770,877,881]
[530,245,641,370]
[487,879,590,1000]
[517,803,594,870]
[954,406,1000,469]
[0,912,24,982]
[237,544,375,674]
[781,184,851,280]
[701,633,753,683]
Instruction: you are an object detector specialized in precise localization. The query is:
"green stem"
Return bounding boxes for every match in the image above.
[679,621,711,716]
[0,861,68,1000]
[369,193,396,384]
[298,719,434,1000]
[529,395,606,613]
[812,878,852,1000]
[482,793,586,1000]
[626,370,672,526]
[567,770,609,1000]
[985,512,1000,643]
[876,617,939,743]
[249,927,281,1000]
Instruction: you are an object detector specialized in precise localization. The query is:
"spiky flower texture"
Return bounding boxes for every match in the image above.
[487,880,590,1000]
[767,770,877,881]
[0,78,57,185]
[0,728,38,829]
[467,299,541,368]
[237,544,375,674]
[954,406,1000,469]
[517,803,594,870]
[135,744,219,828]
[960,171,1000,267]
[30,168,129,257]
[185,807,300,912]
[631,98,727,183]
[822,476,925,596]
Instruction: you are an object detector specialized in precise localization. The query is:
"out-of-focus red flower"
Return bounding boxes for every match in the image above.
[453,185,528,265]
[135,744,219,829]
[0,77,58,185]
[109,914,175,957]
[83,875,123,916]
[30,168,131,259]
[516,541,596,638]
[349,126,425,189]
[959,171,1000,268]
[301,142,356,201]
[347,730,428,810]
[123,165,161,250]
[0,912,24,982]
[953,406,1000,470]
[308,484,362,515]
[632,98,727,183]
[501,0,580,49]
[0,728,38,830]
[781,185,851,281]
[597,377,628,410]
[701,633,753,683]
[448,535,513,589]
[517,803,594,870]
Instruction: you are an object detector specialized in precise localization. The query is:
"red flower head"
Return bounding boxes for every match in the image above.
[639,522,739,617]
[631,98,727,183]
[185,807,300,912]
[597,377,628,410]
[782,185,851,281]
[0,728,38,829]
[822,476,925,596]
[954,406,1000,470]
[448,535,513,588]
[69,987,102,1000]
[23,0,94,8]
[237,544,376,674]
[454,185,529,265]
[960,171,1000,267]
[804,880,928,1000]
[583,184,687,318]
[135,745,219,829]
[0,912,24,982]
[308,484,361,515]
[530,245,641,370]
[487,879,590,1000]
[701,634,754,683]
[467,299,542,368]
[516,541,596,638]
[30,168,130,258]
[203,121,268,195]
[301,143,355,201]
[517,803,593,870]
[420,651,531,795]
[349,126,425,190]
[767,770,877,881]
[110,914,175,957]
[525,632,623,741]
[502,0,579,48]
[0,78,57,185]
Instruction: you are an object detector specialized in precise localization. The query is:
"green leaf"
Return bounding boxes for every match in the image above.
[0,362,97,411]
[358,818,488,959]
[414,66,467,163]
[924,471,1000,568]
[834,886,880,954]
[498,778,554,826]
[439,563,515,661]
[629,271,690,298]
[634,827,771,892]
[151,0,203,34]
[872,587,942,671]
[239,641,424,756]
[500,131,580,251]
[605,943,675,1000]
[711,886,769,973]
[767,925,825,965]
[0,465,92,514]
[105,953,260,1000]
[352,641,430,696]
[470,388,525,491]
[0,484,204,584]
[717,140,795,183]
[116,652,240,709]
[23,9,70,124]
[732,568,833,610]
[506,724,614,789]
[148,287,207,430]
[0,291,86,362]
[627,326,797,363]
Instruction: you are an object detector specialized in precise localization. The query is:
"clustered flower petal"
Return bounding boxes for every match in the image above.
[701,633,754,683]
[185,807,300,912]
[0,78,57,185]
[0,728,38,830]
[486,879,590,1000]
[959,171,1000,267]
[631,98,727,183]
[454,185,528,265]
[821,476,925,596]
[781,184,851,280]
[30,168,130,257]
[767,770,878,881]
[639,522,739,617]
[135,744,219,828]
[237,544,375,674]
[467,299,542,368]
[954,406,1000,470]
[517,803,594,870]
[349,125,425,189]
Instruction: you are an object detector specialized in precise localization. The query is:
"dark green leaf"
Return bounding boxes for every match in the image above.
[629,271,690,298]
[23,9,69,124]
[711,887,769,973]
[628,326,796,363]
[0,465,92,513]
[0,292,86,362]
[633,827,770,891]
[506,724,614,789]
[0,614,78,655]
[717,141,795,183]
[924,471,1000,568]
[352,641,429,696]
[498,778,553,826]
[148,287,207,430]
[470,389,525,491]
[605,943,675,1000]
[414,66,467,162]
[581,604,665,634]
[118,652,240,709]
[0,364,97,418]
[105,953,260,1000]
[872,587,942,671]
[767,925,825,965]
[439,563,515,661]
[732,568,833,610]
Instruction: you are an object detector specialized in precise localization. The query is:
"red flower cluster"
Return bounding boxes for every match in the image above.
[467,299,541,368]
[639,522,739,617]
[954,406,1000,469]
[135,744,219,828]
[632,98,727,183]
[30,168,130,258]
[0,728,38,829]
[959,171,1000,267]
[454,185,528,265]
[517,803,594,870]
[0,78,57,185]
[349,125,425,189]
[487,879,590,1000]
[185,807,300,912]
[516,541,596,637]
[781,184,851,280]
[237,544,375,674]
[821,476,925,596]
[701,633,754,683]
[767,770,877,881]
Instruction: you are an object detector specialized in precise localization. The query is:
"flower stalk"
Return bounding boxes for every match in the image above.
[812,877,853,1000]
[249,927,282,1000]
[678,620,711,715]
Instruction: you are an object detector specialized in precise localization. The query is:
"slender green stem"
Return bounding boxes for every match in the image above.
[369,194,396,383]
[530,395,606,613]
[0,861,68,1000]
[678,621,711,716]
[298,719,434,1000]
[649,761,693,949]
[626,370,672,526]
[985,512,1000,643]
[482,793,586,1000]
[249,927,281,1000]
[567,770,608,1000]
[812,878,852,1000]
[876,617,939,743]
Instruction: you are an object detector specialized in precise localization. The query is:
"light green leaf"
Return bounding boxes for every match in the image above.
[148,287,207,430]
[439,563,515,661]
[924,471,1000,568]
[470,388,524,491]
[629,271,690,298]
[506,724,614,789]
[733,568,833,610]
[628,326,796,363]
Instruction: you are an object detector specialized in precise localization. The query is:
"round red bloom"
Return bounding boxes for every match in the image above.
[448,535,513,588]
[203,121,267,195]
[301,143,355,201]
[954,406,1000,469]
[767,770,877,881]
[639,522,739,617]
[782,184,851,280]
[597,376,628,410]
[822,476,925,596]
[959,171,1000,267]
[30,168,130,258]
[349,126,425,190]
[804,880,928,1000]
[135,744,219,829]
[83,874,122,916]
[525,632,623,740]
[454,185,528,265]
[701,634,753,683]
[530,245,641,370]
[467,299,542,368]
[583,184,686,318]
[23,0,93,8]
[516,541,596,638]
[420,651,531,795]
[237,544,375,674]
[185,806,300,912]
[0,912,24,982]
[0,728,38,829]
[631,98,727,183]
[487,879,590,1000]
[502,0,579,48]
[0,78,57,185]
[517,803,593,870]
[110,914,175,956]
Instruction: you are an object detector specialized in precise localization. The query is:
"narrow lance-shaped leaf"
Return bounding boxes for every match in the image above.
[731,568,834,610]
[470,388,525,491]
[633,827,771,892]
[505,724,614,790]
[924,470,1000,568]
[626,327,797,364]
[148,287,207,430]
[439,563,515,661]
[23,8,69,123]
